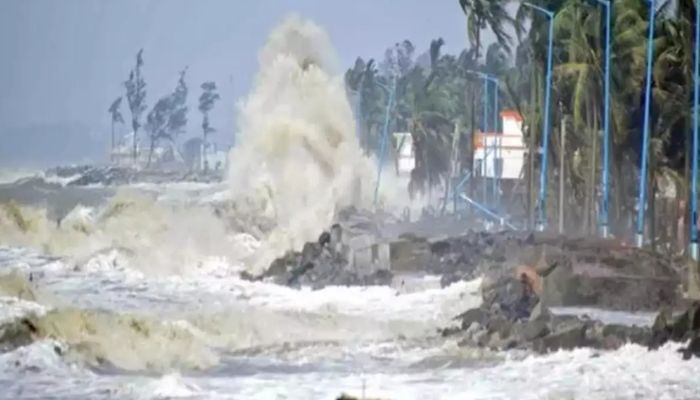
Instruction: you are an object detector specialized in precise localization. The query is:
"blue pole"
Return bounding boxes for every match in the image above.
[690,0,700,260]
[483,78,489,203]
[635,0,656,248]
[458,193,517,230]
[492,79,500,209]
[598,0,612,238]
[373,77,396,207]
[537,9,555,231]
[523,3,555,231]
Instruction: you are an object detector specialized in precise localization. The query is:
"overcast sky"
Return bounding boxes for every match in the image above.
[0,0,507,148]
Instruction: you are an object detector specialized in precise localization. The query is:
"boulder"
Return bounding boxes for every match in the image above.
[518,319,550,341]
[455,308,488,330]
[533,321,587,353]
[649,302,700,359]
[262,226,393,289]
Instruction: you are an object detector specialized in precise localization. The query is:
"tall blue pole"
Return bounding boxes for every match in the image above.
[635,0,656,248]
[492,79,500,209]
[373,77,396,207]
[598,0,612,238]
[690,0,700,260]
[529,5,555,232]
[483,78,489,203]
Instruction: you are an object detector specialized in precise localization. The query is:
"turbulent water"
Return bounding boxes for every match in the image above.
[2,15,700,400]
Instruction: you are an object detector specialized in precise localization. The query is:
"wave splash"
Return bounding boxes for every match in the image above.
[226,15,411,273]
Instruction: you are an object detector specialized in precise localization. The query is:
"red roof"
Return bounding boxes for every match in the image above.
[500,110,523,121]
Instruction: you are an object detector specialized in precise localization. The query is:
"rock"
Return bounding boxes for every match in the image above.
[263,224,392,289]
[649,302,700,358]
[0,317,38,353]
[601,324,650,346]
[486,315,514,339]
[456,308,488,330]
[482,274,539,321]
[529,301,552,323]
[519,319,550,341]
[425,231,680,312]
[533,321,587,353]
[318,231,331,247]
[66,166,136,186]
[680,336,700,360]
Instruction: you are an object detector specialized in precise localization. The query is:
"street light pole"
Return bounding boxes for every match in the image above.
[524,2,555,232]
[483,78,490,203]
[466,70,500,206]
[690,0,700,260]
[595,0,612,238]
[491,78,501,209]
[635,0,657,248]
[373,76,397,208]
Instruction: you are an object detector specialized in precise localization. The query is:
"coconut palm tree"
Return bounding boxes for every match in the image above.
[458,0,517,61]
[108,96,124,163]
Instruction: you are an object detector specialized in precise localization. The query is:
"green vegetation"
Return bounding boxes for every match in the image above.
[347,0,698,247]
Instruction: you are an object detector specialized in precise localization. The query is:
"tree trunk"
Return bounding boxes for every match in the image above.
[147,136,155,168]
[649,150,657,251]
[583,97,592,235]
[132,126,138,162]
[527,63,539,230]
[110,120,115,164]
[559,115,566,234]
[589,102,599,235]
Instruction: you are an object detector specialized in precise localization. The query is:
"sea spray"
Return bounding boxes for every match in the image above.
[0,192,250,276]
[227,15,407,273]
[0,16,419,278]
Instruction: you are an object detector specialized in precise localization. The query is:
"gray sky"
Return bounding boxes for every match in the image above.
[0,0,501,154]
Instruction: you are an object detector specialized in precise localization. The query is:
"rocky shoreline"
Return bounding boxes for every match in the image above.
[257,223,700,361]
[45,164,223,186]
[440,249,700,359]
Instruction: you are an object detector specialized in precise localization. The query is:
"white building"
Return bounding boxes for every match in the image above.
[473,111,526,180]
[393,132,415,176]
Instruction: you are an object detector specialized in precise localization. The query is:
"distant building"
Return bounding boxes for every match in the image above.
[111,131,141,166]
[473,111,525,180]
[393,132,415,177]
[183,137,228,172]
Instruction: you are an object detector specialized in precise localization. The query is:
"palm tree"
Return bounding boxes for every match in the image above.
[458,0,516,61]
[198,81,220,171]
[406,39,464,199]
[108,97,124,164]
[345,58,386,155]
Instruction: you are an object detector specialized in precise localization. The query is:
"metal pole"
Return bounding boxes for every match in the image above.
[483,78,489,203]
[635,0,656,248]
[524,3,555,232]
[493,79,500,210]
[599,0,612,238]
[373,77,396,207]
[559,115,566,234]
[690,0,700,260]
[538,11,555,231]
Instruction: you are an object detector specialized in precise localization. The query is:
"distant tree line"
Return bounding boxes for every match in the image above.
[108,49,221,168]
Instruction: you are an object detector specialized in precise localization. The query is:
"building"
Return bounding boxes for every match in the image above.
[473,110,526,180]
[393,132,415,177]
[183,138,229,172]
